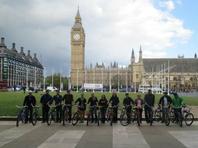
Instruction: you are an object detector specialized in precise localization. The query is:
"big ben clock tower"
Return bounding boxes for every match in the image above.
[70,8,85,88]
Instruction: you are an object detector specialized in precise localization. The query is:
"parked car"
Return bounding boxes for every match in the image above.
[46,86,58,92]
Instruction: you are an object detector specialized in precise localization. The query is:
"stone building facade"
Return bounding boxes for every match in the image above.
[70,9,198,92]
[0,37,43,90]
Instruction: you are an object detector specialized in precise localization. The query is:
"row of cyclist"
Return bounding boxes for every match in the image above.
[16,89,194,127]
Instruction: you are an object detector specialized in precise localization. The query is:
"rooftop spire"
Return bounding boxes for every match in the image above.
[75,6,81,23]
[139,45,143,62]
[131,48,135,64]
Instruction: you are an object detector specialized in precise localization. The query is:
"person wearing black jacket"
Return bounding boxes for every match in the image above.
[87,93,98,123]
[75,93,87,122]
[109,92,120,122]
[158,92,172,123]
[62,90,74,122]
[23,91,36,123]
[40,90,52,123]
[144,89,155,124]
[52,90,62,122]
[123,93,134,123]
[99,94,108,123]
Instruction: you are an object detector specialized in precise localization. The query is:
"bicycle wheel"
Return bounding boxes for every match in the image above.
[32,112,37,126]
[120,112,129,126]
[165,113,170,126]
[184,113,194,126]
[47,112,52,126]
[72,112,79,126]
[170,110,175,123]
[154,110,161,122]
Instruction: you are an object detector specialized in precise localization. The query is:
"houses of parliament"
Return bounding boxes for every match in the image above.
[70,9,198,92]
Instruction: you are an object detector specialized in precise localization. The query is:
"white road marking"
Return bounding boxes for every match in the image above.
[113,125,150,148]
[37,130,85,148]
[170,131,198,148]
[0,124,41,147]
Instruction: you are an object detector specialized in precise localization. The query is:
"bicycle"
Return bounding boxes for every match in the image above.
[154,105,162,122]
[72,105,86,126]
[62,104,73,126]
[47,105,57,126]
[32,105,40,126]
[86,105,99,126]
[16,105,28,127]
[182,105,194,126]
[162,105,171,126]
[106,105,118,126]
[172,107,183,127]
[120,105,135,126]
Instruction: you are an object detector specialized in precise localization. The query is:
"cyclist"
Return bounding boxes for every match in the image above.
[134,94,144,123]
[98,94,108,123]
[62,90,74,122]
[144,89,155,124]
[87,93,98,123]
[172,93,184,123]
[23,90,36,123]
[109,91,120,123]
[75,93,87,123]
[40,90,52,123]
[158,92,172,123]
[123,93,134,123]
[51,90,62,123]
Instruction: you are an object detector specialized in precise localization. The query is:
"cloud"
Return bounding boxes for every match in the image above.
[0,0,192,75]
[160,0,175,11]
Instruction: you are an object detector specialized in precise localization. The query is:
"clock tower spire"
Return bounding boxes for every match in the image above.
[70,8,85,88]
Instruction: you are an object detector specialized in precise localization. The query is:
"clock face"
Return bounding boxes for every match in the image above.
[73,33,80,41]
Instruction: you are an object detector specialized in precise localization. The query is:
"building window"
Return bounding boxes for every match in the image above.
[136,74,139,79]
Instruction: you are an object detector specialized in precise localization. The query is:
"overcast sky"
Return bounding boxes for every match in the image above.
[0,0,196,76]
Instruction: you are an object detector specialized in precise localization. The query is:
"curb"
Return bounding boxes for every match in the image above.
[0,117,198,121]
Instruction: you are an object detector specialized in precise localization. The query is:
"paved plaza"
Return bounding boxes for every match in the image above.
[0,121,197,148]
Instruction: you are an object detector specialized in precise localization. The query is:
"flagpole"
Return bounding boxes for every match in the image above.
[51,70,54,87]
[26,67,29,90]
[76,69,78,92]
[117,65,119,92]
[125,68,128,92]
[59,71,61,92]
[168,60,170,94]
[109,66,112,92]
[101,67,104,92]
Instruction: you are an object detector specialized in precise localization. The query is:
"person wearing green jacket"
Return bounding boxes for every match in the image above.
[172,93,184,122]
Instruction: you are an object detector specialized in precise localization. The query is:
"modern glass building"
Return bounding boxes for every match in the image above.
[0,37,43,90]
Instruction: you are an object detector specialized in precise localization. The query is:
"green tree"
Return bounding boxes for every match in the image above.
[45,73,68,90]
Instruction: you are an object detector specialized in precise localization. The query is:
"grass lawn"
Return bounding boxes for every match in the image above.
[0,91,197,116]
